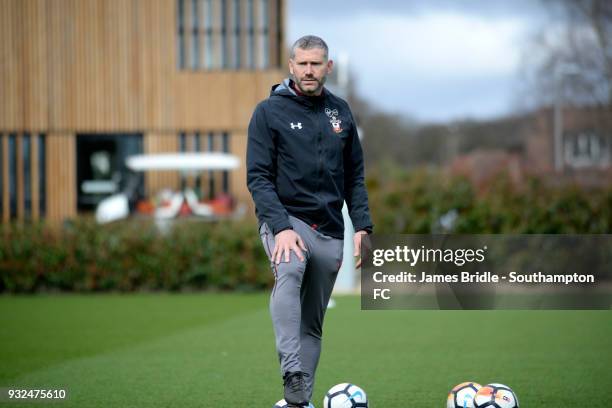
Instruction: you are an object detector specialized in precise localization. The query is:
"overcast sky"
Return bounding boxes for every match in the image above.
[287,0,548,123]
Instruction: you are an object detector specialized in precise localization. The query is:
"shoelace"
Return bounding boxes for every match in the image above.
[284,372,310,392]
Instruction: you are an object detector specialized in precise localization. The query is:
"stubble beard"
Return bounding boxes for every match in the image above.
[292,74,327,96]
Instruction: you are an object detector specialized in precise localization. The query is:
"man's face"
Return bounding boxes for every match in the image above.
[289,47,333,96]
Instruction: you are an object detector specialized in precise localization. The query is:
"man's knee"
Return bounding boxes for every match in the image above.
[275,256,307,282]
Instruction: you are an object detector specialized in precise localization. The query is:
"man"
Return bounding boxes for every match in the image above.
[246,35,373,407]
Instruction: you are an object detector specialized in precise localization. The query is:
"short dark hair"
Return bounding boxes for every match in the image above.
[290,35,329,60]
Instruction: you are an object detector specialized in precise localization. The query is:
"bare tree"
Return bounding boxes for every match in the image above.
[523,0,612,109]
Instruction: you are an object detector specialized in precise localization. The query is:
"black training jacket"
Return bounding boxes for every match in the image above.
[246,78,373,239]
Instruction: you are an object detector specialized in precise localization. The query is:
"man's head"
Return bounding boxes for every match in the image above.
[289,35,333,96]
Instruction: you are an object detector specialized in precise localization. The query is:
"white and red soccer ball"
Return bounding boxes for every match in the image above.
[447,382,519,408]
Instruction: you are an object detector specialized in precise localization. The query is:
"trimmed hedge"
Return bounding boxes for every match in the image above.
[1,166,610,292]
[367,164,612,234]
[0,218,271,293]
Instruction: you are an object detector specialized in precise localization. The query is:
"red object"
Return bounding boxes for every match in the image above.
[136,200,154,214]
[178,201,192,216]
[207,193,234,215]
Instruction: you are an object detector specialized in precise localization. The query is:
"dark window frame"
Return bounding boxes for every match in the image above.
[191,0,200,69]
[177,0,187,69]
[222,132,229,193]
[207,132,215,199]
[8,133,16,219]
[38,134,46,217]
[22,133,32,218]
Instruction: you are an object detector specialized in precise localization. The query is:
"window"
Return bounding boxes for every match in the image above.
[176,0,279,70]
[8,134,16,219]
[38,134,46,217]
[204,0,214,69]
[275,0,282,65]
[179,132,188,190]
[0,132,46,221]
[191,0,200,69]
[220,0,228,68]
[76,133,143,211]
[176,131,231,198]
[23,133,31,218]
[258,0,269,69]
[246,0,255,69]
[193,132,202,191]
[222,132,229,192]
[231,0,241,68]
[207,132,216,198]
[177,0,186,69]
[564,130,611,168]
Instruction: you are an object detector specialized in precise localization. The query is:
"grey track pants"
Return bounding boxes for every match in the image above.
[259,215,344,400]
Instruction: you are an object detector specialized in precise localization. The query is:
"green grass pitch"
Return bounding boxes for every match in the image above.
[0,294,610,407]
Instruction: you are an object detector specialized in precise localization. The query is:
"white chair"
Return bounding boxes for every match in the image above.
[95,193,129,224]
[184,189,213,217]
[154,192,184,219]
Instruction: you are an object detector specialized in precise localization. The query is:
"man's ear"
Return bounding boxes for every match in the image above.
[288,59,294,76]
[326,59,334,74]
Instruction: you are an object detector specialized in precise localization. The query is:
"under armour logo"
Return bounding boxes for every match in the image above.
[290,122,302,130]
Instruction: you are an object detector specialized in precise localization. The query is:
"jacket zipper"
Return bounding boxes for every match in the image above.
[315,102,324,204]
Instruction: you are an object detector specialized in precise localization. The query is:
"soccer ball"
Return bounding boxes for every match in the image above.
[323,383,368,408]
[447,381,482,408]
[273,399,315,408]
[473,383,519,408]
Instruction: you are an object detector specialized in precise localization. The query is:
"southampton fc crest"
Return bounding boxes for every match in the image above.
[325,107,343,133]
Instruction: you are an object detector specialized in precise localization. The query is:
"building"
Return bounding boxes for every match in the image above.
[448,106,612,189]
[0,0,285,223]
[526,107,612,181]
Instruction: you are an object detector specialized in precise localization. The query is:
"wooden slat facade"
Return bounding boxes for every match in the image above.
[0,0,286,222]
[45,132,77,221]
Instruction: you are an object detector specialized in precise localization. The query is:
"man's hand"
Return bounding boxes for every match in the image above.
[353,230,369,268]
[273,229,307,264]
